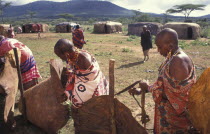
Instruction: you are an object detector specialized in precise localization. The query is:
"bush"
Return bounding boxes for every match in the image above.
[117,41,123,44]
[122,48,133,52]
[201,26,210,38]
[191,39,210,46]
[95,52,112,56]
[127,38,132,42]
[179,40,188,49]
[129,35,137,39]
[48,24,55,32]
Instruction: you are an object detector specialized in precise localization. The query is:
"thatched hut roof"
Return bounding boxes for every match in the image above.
[55,22,77,33]
[0,24,10,36]
[163,22,201,39]
[94,21,122,34]
[22,23,49,33]
[128,22,163,36]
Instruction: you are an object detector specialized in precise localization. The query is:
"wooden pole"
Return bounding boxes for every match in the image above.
[109,59,116,134]
[109,59,115,97]
[140,82,146,128]
[13,48,27,122]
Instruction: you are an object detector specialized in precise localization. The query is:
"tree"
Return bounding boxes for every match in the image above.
[0,0,11,22]
[132,9,142,22]
[166,4,206,20]
[27,11,36,20]
[163,11,169,23]
[58,13,74,21]
[131,9,159,22]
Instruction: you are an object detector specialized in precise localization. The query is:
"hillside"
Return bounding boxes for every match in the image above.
[4,1,134,18]
[201,14,210,18]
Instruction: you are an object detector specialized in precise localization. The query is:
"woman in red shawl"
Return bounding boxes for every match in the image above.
[72,25,86,49]
[0,36,41,90]
[129,28,196,134]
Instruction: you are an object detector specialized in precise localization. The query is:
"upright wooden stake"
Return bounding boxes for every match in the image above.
[140,82,146,128]
[13,48,27,122]
[109,59,115,97]
[109,59,116,134]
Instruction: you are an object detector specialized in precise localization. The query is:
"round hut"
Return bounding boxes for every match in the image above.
[0,24,10,36]
[55,22,77,33]
[163,22,201,40]
[94,21,122,34]
[128,22,163,36]
[22,23,49,33]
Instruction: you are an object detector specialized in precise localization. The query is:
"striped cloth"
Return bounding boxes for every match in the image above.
[72,29,86,49]
[0,38,41,83]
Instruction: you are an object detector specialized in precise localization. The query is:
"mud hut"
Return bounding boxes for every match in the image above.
[55,22,77,33]
[128,22,163,36]
[22,23,49,33]
[163,22,201,39]
[94,21,122,34]
[0,24,10,36]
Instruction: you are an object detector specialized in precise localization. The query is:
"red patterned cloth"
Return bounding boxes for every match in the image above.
[65,49,109,107]
[148,55,196,134]
[21,65,41,83]
[0,38,41,83]
[72,29,86,49]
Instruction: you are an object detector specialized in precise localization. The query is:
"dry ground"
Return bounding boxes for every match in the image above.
[9,30,210,134]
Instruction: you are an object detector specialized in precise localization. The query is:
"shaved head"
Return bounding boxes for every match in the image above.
[54,39,74,53]
[54,39,75,61]
[155,28,178,47]
[155,28,179,57]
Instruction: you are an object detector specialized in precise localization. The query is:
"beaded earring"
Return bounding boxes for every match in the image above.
[167,50,172,59]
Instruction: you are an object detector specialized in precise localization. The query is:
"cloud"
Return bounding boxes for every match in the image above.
[6,0,210,16]
[109,0,210,16]
[7,0,68,5]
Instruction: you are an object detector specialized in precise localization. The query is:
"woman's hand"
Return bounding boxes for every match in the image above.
[129,88,142,96]
[128,80,149,96]
[139,80,149,92]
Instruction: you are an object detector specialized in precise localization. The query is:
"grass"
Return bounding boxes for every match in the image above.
[179,40,188,49]
[201,26,210,38]
[191,39,210,46]
[122,47,133,52]
[11,26,210,134]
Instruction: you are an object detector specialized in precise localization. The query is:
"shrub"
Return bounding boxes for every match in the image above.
[179,40,188,49]
[122,48,133,52]
[127,38,132,42]
[117,41,123,44]
[129,35,137,39]
[201,26,210,38]
[95,52,112,56]
[191,39,210,46]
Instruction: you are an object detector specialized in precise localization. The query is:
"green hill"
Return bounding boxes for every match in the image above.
[4,1,134,18]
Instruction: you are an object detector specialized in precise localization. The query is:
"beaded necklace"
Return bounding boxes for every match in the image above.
[67,47,80,69]
[158,48,181,74]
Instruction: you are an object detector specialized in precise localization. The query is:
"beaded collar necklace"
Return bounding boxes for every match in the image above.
[67,47,80,68]
[158,48,181,74]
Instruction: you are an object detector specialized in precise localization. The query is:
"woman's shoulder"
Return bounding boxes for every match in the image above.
[77,51,92,70]
[169,52,193,80]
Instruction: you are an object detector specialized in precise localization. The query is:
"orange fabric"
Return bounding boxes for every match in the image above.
[188,67,210,133]
[149,56,196,134]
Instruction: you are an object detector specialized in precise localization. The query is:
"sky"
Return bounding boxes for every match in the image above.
[6,0,210,17]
